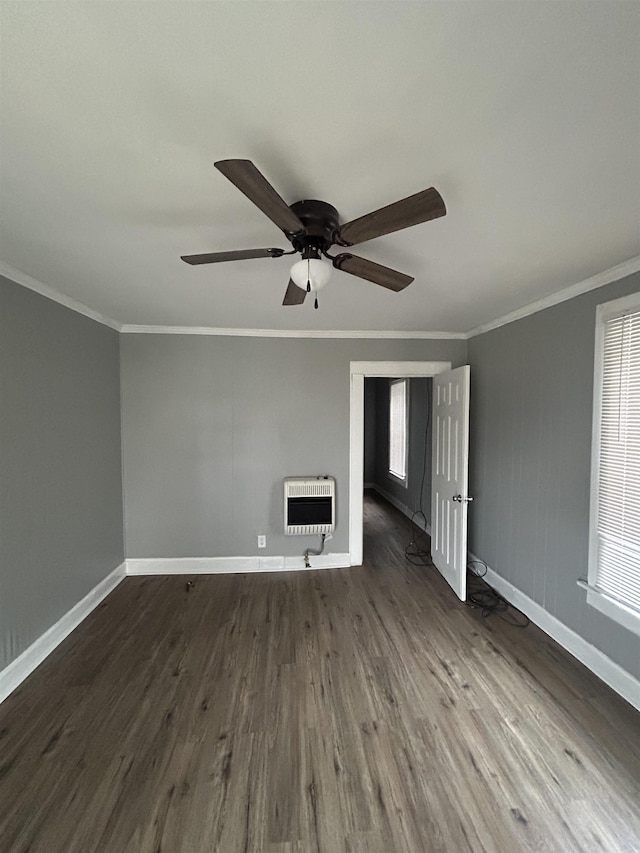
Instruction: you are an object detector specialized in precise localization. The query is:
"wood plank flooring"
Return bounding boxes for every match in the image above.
[1,493,639,852]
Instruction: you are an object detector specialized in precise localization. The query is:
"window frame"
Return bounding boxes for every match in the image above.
[585,291,640,637]
[388,378,409,487]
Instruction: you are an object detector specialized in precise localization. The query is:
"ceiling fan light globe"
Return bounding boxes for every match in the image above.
[290,258,331,292]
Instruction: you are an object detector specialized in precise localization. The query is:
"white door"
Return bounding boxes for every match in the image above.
[431,366,471,600]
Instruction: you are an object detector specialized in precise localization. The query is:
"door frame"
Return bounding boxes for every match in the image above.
[349,361,452,566]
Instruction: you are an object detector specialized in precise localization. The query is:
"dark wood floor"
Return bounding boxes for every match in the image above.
[1,494,639,852]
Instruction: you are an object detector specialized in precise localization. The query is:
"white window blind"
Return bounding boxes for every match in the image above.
[389,379,407,481]
[592,303,640,616]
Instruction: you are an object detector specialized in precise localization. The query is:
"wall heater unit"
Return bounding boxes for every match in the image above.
[284,477,335,535]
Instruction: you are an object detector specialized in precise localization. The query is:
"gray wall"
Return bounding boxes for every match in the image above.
[467,270,640,680]
[120,336,465,558]
[0,276,124,671]
[370,378,433,522]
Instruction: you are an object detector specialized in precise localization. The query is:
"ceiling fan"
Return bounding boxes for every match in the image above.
[181,159,446,308]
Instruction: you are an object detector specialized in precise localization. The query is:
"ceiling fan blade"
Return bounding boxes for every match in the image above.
[181,248,285,265]
[282,279,306,306]
[332,253,414,291]
[336,187,446,246]
[214,159,305,236]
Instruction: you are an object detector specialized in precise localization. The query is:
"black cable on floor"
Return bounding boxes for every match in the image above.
[404,510,434,566]
[466,559,530,628]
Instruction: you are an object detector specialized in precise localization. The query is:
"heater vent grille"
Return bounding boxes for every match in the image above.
[287,481,333,498]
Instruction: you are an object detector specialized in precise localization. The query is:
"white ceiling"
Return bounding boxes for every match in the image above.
[1,1,639,333]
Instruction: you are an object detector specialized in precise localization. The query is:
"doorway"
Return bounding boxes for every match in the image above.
[348,361,451,567]
[363,376,434,557]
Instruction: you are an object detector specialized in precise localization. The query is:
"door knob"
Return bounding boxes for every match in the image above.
[452,494,473,503]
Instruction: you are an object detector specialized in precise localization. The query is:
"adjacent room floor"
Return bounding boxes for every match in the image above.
[1,493,639,852]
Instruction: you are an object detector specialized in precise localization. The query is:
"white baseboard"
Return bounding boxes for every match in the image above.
[126,552,352,575]
[0,561,126,706]
[469,553,640,713]
[369,484,431,534]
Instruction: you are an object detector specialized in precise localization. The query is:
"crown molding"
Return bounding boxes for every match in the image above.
[4,254,638,342]
[0,261,122,331]
[0,263,459,338]
[119,325,466,339]
[465,255,640,340]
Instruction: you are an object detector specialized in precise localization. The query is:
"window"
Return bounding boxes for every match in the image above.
[586,292,640,636]
[389,379,408,484]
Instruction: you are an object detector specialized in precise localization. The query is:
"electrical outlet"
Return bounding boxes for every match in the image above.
[257,534,266,549]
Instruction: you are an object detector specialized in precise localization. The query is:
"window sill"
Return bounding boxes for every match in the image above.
[388,471,408,488]
[577,580,640,638]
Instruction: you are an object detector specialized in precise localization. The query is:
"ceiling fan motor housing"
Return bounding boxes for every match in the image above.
[288,200,340,256]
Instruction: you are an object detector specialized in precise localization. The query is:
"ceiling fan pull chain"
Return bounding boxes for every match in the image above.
[314,295,319,310]
[306,258,311,292]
